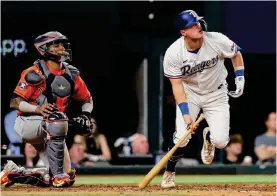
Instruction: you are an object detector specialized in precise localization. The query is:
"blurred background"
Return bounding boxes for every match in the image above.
[1,1,276,173]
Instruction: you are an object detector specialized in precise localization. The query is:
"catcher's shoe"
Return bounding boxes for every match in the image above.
[161,171,175,188]
[52,173,71,187]
[0,160,23,187]
[201,127,215,164]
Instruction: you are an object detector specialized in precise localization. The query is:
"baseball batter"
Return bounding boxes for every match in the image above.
[161,10,245,188]
[1,31,96,188]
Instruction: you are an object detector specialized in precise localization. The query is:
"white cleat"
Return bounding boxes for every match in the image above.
[201,127,215,164]
[161,171,175,188]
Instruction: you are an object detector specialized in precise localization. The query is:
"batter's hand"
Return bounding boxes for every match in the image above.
[183,114,197,134]
[228,76,245,98]
[35,104,58,116]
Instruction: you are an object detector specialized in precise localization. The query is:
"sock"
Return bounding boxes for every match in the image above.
[165,146,184,172]
[166,160,178,172]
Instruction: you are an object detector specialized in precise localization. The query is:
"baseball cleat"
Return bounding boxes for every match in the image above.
[201,127,215,164]
[52,173,71,187]
[0,160,23,187]
[161,171,176,188]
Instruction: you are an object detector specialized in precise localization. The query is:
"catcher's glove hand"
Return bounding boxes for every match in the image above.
[70,112,96,136]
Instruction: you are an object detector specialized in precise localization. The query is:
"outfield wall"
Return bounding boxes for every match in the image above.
[76,164,276,175]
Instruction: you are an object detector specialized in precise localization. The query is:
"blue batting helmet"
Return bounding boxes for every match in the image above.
[176,10,205,30]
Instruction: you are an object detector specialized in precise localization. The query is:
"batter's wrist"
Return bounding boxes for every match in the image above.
[235,70,244,77]
[234,66,245,77]
[178,102,189,115]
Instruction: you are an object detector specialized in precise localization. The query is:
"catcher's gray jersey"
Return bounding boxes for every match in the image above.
[164,32,238,94]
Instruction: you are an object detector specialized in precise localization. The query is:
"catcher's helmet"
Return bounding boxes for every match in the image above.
[176,10,207,31]
[34,31,72,62]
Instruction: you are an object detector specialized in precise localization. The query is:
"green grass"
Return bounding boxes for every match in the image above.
[76,174,276,184]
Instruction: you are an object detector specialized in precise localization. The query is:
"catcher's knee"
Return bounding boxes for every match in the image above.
[45,112,69,137]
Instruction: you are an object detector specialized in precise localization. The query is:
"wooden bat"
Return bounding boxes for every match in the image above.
[138,113,205,189]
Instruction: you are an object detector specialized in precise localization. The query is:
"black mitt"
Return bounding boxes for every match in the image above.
[70,112,96,136]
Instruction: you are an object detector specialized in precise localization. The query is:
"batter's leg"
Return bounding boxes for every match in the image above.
[162,101,200,188]
[203,88,230,149]
[201,86,230,164]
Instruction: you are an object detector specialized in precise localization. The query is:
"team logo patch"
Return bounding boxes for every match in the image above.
[58,84,66,90]
[18,81,28,90]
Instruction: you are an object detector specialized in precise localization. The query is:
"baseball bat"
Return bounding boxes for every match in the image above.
[138,113,205,189]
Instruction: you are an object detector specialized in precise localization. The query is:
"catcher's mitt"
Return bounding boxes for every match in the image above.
[69,112,97,136]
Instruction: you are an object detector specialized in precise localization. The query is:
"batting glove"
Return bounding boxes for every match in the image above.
[228,76,245,98]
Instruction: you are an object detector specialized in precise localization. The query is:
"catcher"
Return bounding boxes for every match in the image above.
[1,31,96,188]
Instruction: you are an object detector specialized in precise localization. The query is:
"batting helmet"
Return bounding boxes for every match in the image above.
[34,31,72,62]
[176,10,208,31]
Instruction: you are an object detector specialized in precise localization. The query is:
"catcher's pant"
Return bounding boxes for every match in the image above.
[174,83,230,148]
[14,115,71,173]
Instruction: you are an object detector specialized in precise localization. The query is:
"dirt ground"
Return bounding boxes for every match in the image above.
[1,184,276,196]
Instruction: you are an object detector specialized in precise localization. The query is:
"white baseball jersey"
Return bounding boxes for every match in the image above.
[164,32,239,94]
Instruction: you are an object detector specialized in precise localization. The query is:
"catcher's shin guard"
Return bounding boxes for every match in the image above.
[45,112,69,176]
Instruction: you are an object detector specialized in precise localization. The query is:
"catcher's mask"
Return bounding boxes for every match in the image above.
[34,31,72,63]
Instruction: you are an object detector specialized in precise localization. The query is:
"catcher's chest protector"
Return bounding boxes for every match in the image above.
[35,60,78,111]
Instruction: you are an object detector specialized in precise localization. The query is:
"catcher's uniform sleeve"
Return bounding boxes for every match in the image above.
[73,75,91,101]
[214,32,241,58]
[14,69,36,100]
[163,49,183,79]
